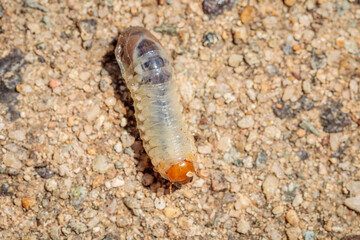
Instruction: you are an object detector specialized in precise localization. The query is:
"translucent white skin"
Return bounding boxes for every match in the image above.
[115,27,196,180]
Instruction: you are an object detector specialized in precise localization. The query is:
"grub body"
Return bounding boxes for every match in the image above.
[115,27,196,181]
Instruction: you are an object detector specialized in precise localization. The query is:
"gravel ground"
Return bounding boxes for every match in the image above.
[1,0,360,239]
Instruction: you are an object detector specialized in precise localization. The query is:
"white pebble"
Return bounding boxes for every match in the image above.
[237,115,254,129]
[262,174,279,200]
[114,142,123,153]
[58,164,69,177]
[237,218,250,234]
[105,97,117,108]
[344,196,360,213]
[3,152,22,169]
[92,155,112,173]
[111,177,125,188]
[45,179,58,192]
[9,130,26,141]
[264,126,281,140]
[218,137,232,152]
[80,71,91,81]
[84,105,101,122]
[198,144,212,154]
[243,156,253,168]
[154,198,166,210]
[346,181,360,196]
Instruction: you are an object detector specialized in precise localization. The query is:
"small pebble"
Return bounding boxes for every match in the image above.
[203,0,237,17]
[155,198,166,210]
[286,227,301,240]
[218,136,232,152]
[296,128,306,138]
[299,120,319,136]
[163,206,181,219]
[9,130,26,141]
[178,216,193,230]
[70,185,88,206]
[45,179,58,192]
[244,51,259,66]
[116,216,132,228]
[237,115,254,129]
[113,142,123,153]
[303,231,315,240]
[22,197,36,210]
[202,32,220,47]
[237,218,251,234]
[105,97,116,108]
[123,197,140,210]
[262,174,279,200]
[228,54,243,68]
[255,149,267,169]
[99,80,108,92]
[92,155,112,173]
[68,219,88,234]
[78,132,88,142]
[286,209,299,226]
[296,149,310,160]
[92,175,104,188]
[3,153,22,169]
[240,6,255,24]
[272,205,285,215]
[243,156,253,169]
[35,167,55,179]
[284,0,297,7]
[329,132,342,152]
[211,172,228,191]
[58,164,69,177]
[345,181,360,196]
[111,177,125,188]
[232,27,248,44]
[114,161,123,169]
[198,144,212,154]
[121,134,135,148]
[344,196,360,213]
[264,126,281,140]
[142,173,155,186]
[235,194,252,210]
[282,42,293,56]
[84,105,101,122]
[49,79,60,88]
[292,193,303,207]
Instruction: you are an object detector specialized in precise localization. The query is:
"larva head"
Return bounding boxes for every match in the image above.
[166,160,196,185]
[115,27,162,69]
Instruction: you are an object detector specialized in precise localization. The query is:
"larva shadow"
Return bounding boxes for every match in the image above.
[101,38,180,194]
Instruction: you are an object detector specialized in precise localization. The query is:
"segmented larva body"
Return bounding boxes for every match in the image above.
[115,27,197,184]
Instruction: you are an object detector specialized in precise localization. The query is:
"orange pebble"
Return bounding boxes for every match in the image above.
[87,148,96,155]
[92,175,105,188]
[49,79,61,88]
[22,197,36,210]
[336,38,345,47]
[292,44,300,51]
[296,128,306,138]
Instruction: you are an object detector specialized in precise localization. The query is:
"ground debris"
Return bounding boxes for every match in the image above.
[320,102,351,133]
[0,48,26,121]
[272,95,314,119]
[202,0,237,17]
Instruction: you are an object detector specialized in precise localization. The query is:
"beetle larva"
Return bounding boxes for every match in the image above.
[115,27,197,185]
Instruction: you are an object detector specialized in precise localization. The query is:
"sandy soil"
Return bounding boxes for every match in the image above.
[0,0,360,239]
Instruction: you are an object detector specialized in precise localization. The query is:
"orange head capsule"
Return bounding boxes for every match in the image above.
[165,160,196,185]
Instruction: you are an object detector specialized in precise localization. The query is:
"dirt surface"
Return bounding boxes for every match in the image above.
[0,0,360,239]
